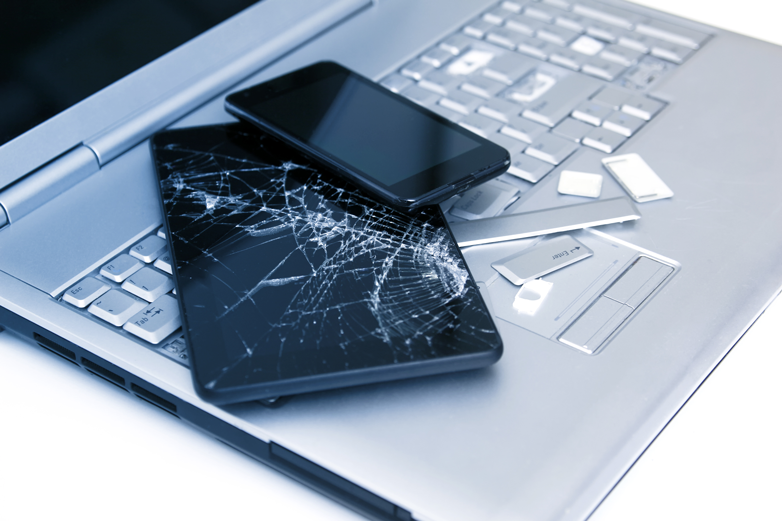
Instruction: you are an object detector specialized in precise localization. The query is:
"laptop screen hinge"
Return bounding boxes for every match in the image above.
[0,144,99,229]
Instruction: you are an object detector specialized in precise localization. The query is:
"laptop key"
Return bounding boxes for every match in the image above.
[507,154,554,183]
[461,75,506,99]
[486,27,528,49]
[590,86,630,109]
[524,132,579,164]
[556,12,589,33]
[450,179,520,220]
[523,3,561,24]
[380,73,414,93]
[617,32,664,54]
[501,115,548,143]
[582,126,626,153]
[479,97,523,122]
[100,253,144,282]
[486,132,526,156]
[582,56,626,81]
[482,52,536,85]
[153,253,173,275]
[601,153,674,202]
[505,14,544,36]
[552,117,593,142]
[549,48,588,70]
[439,33,473,56]
[516,36,559,60]
[651,41,693,64]
[464,18,495,39]
[600,44,643,67]
[522,74,603,127]
[428,103,464,123]
[602,111,645,137]
[402,84,440,107]
[542,0,572,8]
[123,294,181,345]
[537,24,580,47]
[572,100,613,126]
[401,60,434,81]
[63,277,111,309]
[418,70,461,96]
[121,267,174,302]
[130,235,167,263]
[570,34,605,56]
[635,19,709,50]
[88,289,148,327]
[459,113,503,137]
[585,21,620,43]
[621,95,664,121]
[439,90,484,115]
[500,1,523,13]
[483,6,514,25]
[572,1,638,30]
[420,47,454,68]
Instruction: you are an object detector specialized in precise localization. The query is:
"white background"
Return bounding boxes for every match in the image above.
[2,1,781,519]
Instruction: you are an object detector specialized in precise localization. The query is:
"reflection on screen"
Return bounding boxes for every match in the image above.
[253,73,481,187]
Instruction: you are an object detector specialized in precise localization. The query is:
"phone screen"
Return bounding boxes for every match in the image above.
[250,72,481,186]
[226,62,509,209]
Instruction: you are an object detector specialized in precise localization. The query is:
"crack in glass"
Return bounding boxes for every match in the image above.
[153,125,500,396]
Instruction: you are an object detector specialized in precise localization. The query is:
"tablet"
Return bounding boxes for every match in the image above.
[150,123,502,404]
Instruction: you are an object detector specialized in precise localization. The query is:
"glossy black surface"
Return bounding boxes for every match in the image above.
[225,62,509,209]
[0,0,258,146]
[151,124,502,403]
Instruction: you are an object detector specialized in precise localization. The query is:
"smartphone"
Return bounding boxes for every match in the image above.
[225,61,510,210]
[150,123,503,404]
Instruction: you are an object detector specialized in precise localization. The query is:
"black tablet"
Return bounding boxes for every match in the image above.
[225,61,510,210]
[150,123,502,404]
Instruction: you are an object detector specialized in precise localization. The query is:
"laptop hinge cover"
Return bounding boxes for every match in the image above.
[0,145,99,229]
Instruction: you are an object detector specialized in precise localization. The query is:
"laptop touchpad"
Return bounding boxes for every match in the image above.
[462,229,678,355]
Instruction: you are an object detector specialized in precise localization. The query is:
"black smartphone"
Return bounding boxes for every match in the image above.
[150,123,503,404]
[225,61,510,210]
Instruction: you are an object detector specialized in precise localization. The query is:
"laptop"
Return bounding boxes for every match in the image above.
[2,0,782,520]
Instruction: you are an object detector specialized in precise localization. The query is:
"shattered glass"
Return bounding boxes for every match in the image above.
[151,124,501,401]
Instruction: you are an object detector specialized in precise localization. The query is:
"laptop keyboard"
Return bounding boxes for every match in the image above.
[381,0,707,221]
[56,0,706,363]
[60,228,188,365]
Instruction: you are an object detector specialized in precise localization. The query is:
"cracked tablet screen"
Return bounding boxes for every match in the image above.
[151,124,500,400]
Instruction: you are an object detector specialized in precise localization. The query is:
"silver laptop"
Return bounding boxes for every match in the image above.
[2,0,782,520]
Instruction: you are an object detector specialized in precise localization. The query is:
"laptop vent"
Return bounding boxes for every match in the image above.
[34,333,77,364]
[82,357,126,389]
[131,383,178,416]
